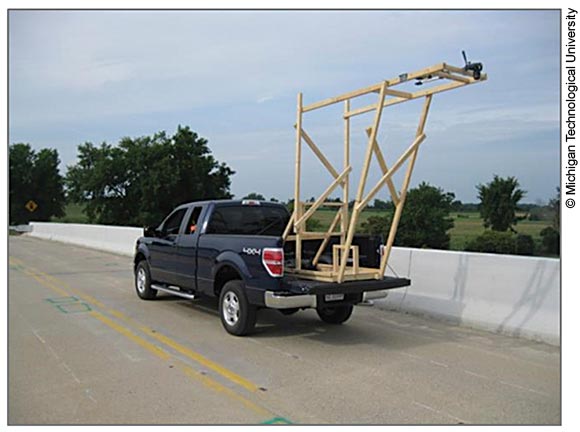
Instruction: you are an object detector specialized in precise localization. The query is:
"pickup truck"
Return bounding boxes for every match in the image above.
[133,200,410,335]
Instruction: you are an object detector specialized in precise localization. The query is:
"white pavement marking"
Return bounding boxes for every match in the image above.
[412,401,468,424]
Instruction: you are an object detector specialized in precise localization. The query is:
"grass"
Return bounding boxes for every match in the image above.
[307,209,551,252]
[51,203,90,224]
[53,203,553,254]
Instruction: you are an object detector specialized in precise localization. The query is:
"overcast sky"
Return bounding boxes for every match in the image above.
[9,10,560,203]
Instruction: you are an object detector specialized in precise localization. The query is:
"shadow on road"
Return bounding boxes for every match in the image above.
[158,294,436,350]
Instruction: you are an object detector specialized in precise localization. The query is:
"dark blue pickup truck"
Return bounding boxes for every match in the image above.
[133,200,410,335]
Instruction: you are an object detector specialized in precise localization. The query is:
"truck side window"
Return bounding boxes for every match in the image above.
[187,207,202,234]
[207,206,289,235]
[162,208,187,236]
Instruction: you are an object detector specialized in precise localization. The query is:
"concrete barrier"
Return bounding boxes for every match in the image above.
[26,222,560,345]
[28,222,142,256]
[380,248,560,345]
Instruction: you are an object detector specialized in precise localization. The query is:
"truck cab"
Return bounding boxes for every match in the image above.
[134,200,410,335]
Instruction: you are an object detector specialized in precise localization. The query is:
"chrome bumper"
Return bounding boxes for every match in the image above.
[264,290,389,309]
[362,290,389,301]
[264,292,317,309]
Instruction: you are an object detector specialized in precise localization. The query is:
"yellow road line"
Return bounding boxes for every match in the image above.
[90,311,171,361]
[175,360,271,418]
[29,263,260,393]
[107,308,259,393]
[13,258,271,418]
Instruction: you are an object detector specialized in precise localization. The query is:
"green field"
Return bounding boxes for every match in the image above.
[447,212,549,251]
[53,203,552,254]
[306,209,551,252]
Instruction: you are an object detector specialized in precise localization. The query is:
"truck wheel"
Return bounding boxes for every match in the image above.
[219,281,257,336]
[135,260,157,300]
[316,305,354,324]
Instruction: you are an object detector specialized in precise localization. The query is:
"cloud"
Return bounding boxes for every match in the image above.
[8,10,560,202]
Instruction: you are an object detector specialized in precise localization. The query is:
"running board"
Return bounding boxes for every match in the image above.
[151,284,196,300]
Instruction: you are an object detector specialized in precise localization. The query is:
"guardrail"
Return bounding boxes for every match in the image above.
[380,248,560,345]
[26,222,560,345]
[28,222,143,256]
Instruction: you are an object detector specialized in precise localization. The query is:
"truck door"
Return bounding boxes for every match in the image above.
[148,207,188,286]
[173,205,205,290]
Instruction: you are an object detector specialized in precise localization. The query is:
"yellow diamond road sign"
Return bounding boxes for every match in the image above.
[25,200,38,213]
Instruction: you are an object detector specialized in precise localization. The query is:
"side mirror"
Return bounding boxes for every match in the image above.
[144,226,159,237]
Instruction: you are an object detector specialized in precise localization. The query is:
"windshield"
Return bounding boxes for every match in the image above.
[206,205,290,236]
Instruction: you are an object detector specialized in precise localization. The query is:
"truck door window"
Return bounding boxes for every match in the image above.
[162,208,187,236]
[187,207,202,234]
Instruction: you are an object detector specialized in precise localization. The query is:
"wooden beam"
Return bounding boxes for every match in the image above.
[304,201,344,207]
[379,95,432,276]
[287,232,342,241]
[365,127,400,205]
[302,83,383,113]
[282,211,295,240]
[302,63,448,113]
[338,83,387,282]
[299,128,340,178]
[435,71,471,84]
[357,133,426,211]
[295,167,352,228]
[384,88,413,98]
[342,99,350,245]
[344,78,476,119]
[294,92,303,270]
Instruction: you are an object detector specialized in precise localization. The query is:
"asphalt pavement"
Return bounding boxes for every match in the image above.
[8,235,560,425]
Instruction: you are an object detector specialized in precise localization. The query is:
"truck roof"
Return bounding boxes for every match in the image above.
[174,199,286,210]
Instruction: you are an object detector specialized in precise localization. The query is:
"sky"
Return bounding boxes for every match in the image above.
[8,10,560,203]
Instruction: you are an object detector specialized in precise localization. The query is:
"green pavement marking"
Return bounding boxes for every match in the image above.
[46,296,79,304]
[262,417,292,425]
[56,302,92,314]
[46,297,91,314]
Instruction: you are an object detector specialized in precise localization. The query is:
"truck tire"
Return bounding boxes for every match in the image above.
[135,260,157,300]
[219,280,257,336]
[316,304,354,324]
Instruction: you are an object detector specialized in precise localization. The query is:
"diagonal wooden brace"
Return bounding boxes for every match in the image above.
[365,127,400,206]
[294,166,352,229]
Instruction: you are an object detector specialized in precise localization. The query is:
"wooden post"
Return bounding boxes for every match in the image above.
[365,127,400,206]
[342,99,350,245]
[338,81,388,282]
[379,95,433,276]
[294,92,303,270]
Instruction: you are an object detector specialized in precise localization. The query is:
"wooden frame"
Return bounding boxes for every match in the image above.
[284,62,486,283]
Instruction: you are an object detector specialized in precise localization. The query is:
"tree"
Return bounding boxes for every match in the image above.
[476,175,526,232]
[361,182,455,249]
[549,187,560,232]
[465,231,516,254]
[451,199,463,212]
[66,126,234,226]
[243,192,266,200]
[372,198,393,211]
[540,227,560,255]
[9,143,65,224]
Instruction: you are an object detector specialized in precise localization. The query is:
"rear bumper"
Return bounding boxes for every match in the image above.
[264,289,390,309]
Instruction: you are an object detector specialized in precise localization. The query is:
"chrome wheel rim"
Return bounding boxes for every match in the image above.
[137,268,147,293]
[223,291,240,326]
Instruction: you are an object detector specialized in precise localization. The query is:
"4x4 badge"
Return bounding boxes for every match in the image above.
[242,247,261,256]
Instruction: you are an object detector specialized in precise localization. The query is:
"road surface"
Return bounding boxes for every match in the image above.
[8,235,560,425]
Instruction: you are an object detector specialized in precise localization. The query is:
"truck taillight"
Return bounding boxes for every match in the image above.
[262,248,284,277]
